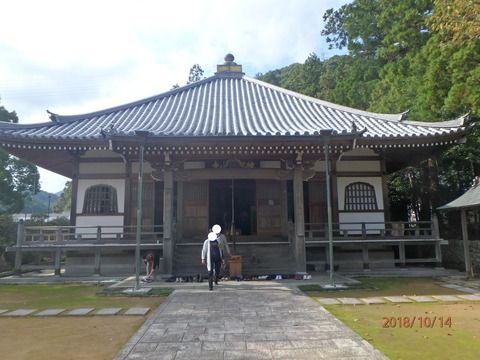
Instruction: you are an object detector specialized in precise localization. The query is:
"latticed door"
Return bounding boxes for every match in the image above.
[182,181,209,237]
[256,181,283,235]
[309,180,327,224]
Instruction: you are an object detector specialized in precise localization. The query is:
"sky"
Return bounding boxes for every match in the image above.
[1,0,349,194]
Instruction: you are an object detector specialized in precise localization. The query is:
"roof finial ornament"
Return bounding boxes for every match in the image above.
[224,53,235,64]
[216,53,243,74]
[47,110,59,122]
[351,120,358,133]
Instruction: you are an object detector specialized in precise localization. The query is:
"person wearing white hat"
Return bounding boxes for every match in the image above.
[201,231,223,291]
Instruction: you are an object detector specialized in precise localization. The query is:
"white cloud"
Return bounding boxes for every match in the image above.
[38,168,69,195]
[1,0,349,192]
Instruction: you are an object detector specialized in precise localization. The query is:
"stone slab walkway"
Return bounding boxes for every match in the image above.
[315,283,480,305]
[0,307,150,316]
[114,287,388,360]
[317,293,480,305]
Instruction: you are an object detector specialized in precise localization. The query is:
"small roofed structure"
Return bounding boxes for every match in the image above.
[437,177,480,276]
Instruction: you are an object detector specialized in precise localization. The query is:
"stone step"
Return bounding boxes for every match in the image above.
[0,307,151,316]
[173,242,297,276]
[316,293,480,305]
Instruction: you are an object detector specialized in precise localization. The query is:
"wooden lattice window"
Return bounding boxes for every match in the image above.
[344,182,378,211]
[83,185,118,214]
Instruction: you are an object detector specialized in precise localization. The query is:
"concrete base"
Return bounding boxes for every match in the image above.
[123,287,152,295]
[321,284,348,290]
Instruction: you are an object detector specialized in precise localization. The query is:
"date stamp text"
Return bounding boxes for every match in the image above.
[382,316,452,329]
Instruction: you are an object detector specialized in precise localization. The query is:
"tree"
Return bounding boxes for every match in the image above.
[427,0,480,44]
[318,55,381,110]
[187,64,205,84]
[257,54,381,111]
[256,63,301,89]
[319,0,479,223]
[0,102,40,213]
[0,213,16,255]
[171,64,205,89]
[368,54,425,117]
[254,69,283,87]
[259,55,323,98]
[52,181,72,213]
[322,0,383,57]
[322,0,432,62]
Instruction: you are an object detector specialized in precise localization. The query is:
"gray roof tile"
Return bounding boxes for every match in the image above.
[1,72,468,142]
[438,178,480,210]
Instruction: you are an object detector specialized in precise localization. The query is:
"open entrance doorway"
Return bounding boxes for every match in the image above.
[209,179,256,236]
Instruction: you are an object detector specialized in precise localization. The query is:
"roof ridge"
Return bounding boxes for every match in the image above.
[243,75,408,122]
[47,75,219,123]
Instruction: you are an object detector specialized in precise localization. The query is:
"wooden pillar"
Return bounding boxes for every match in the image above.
[461,209,472,276]
[54,249,62,276]
[162,157,174,276]
[362,244,370,271]
[94,247,101,275]
[399,242,406,269]
[69,159,79,226]
[293,160,306,273]
[124,161,132,227]
[432,214,443,268]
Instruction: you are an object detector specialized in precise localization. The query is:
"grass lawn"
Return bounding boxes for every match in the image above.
[0,284,173,360]
[301,277,480,360]
[1,277,478,360]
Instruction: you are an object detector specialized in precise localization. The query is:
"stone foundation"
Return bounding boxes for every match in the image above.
[442,239,480,275]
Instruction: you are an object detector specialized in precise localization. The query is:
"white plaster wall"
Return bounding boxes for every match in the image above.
[260,161,281,169]
[342,148,378,156]
[131,162,153,173]
[79,162,125,174]
[82,150,121,158]
[75,216,124,238]
[339,212,385,235]
[76,179,126,213]
[336,161,381,172]
[337,177,386,233]
[184,161,206,169]
[337,177,384,211]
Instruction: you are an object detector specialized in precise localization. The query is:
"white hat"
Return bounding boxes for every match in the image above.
[212,224,221,234]
[208,232,217,241]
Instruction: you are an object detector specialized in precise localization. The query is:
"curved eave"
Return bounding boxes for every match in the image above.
[437,181,480,211]
[0,139,110,177]
[1,124,467,151]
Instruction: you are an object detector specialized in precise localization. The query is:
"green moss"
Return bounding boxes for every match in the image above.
[0,284,170,309]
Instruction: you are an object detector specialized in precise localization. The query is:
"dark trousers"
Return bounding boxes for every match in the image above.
[208,257,222,289]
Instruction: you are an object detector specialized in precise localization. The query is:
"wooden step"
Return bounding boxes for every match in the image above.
[173,242,296,277]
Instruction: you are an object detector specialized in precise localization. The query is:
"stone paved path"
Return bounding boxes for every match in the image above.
[0,307,150,316]
[316,293,480,305]
[114,287,389,360]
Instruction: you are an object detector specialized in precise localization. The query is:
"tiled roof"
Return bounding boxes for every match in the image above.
[0,71,468,143]
[438,178,480,210]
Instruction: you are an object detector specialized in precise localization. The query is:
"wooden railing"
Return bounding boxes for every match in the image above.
[305,220,439,243]
[9,222,164,276]
[303,219,445,270]
[17,223,164,245]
